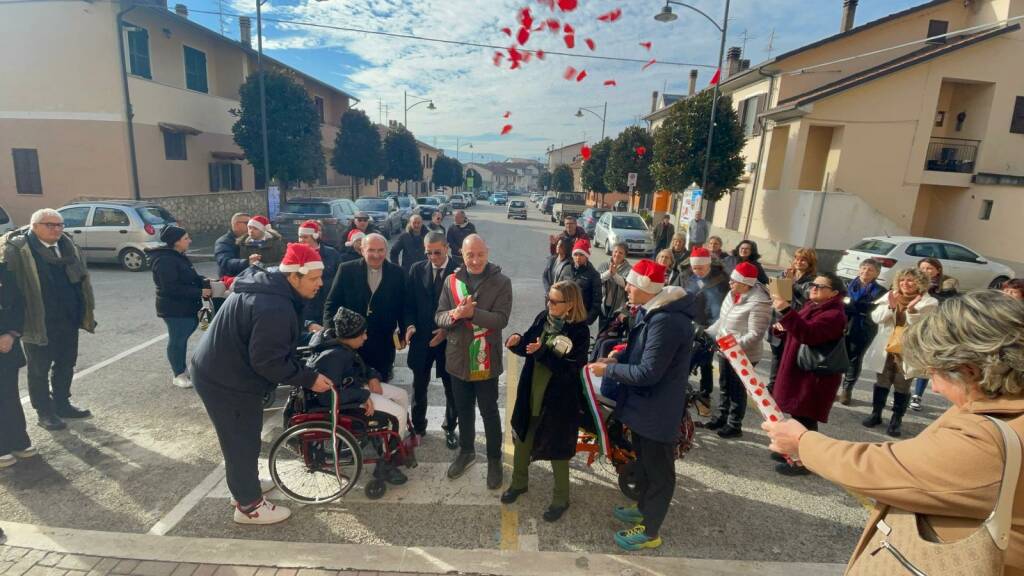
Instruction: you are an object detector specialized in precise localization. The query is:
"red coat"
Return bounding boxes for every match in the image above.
[773,295,847,423]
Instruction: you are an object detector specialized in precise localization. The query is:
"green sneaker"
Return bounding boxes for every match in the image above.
[614,524,662,551]
[613,504,644,525]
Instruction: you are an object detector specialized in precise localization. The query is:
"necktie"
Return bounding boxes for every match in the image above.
[48,246,60,259]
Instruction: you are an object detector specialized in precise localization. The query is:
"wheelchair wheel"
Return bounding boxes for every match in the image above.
[617,460,640,501]
[268,422,363,504]
[365,478,386,500]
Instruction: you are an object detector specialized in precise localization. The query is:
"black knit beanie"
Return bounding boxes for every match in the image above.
[333,307,367,339]
[160,225,187,246]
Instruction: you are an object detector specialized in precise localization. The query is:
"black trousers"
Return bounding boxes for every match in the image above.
[451,376,502,460]
[767,339,784,393]
[633,433,676,538]
[0,364,31,456]
[361,336,397,381]
[717,357,753,427]
[843,331,876,388]
[411,345,457,434]
[195,382,265,507]
[23,325,79,413]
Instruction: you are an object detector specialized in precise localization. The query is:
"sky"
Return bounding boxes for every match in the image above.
[182,0,926,161]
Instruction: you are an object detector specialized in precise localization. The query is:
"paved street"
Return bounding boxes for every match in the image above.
[0,201,952,574]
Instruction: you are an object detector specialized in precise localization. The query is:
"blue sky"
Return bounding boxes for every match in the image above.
[183,0,925,160]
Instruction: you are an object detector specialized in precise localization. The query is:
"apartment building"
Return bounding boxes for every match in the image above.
[0,0,355,226]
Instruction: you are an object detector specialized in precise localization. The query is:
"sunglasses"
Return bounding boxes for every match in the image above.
[809,283,835,291]
[546,297,566,305]
[424,249,446,256]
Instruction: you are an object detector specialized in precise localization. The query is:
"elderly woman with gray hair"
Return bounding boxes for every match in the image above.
[764,291,1024,575]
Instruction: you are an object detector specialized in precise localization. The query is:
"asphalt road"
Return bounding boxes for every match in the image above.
[0,201,952,564]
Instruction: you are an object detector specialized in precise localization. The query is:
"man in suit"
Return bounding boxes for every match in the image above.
[405,231,462,448]
[323,233,408,380]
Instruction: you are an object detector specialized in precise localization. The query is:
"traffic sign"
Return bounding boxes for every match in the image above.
[627,172,638,187]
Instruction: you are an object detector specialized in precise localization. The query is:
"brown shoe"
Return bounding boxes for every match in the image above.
[837,387,851,405]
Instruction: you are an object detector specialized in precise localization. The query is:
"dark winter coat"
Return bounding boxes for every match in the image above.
[190,268,318,397]
[548,227,589,255]
[446,221,477,256]
[509,311,589,460]
[652,222,675,254]
[605,287,696,443]
[723,255,770,284]
[678,266,730,328]
[147,247,205,319]
[768,271,815,347]
[570,261,602,325]
[214,231,248,277]
[404,256,461,373]
[307,334,374,407]
[237,228,285,267]
[302,243,342,328]
[773,295,847,423]
[0,262,26,370]
[389,228,428,273]
[435,262,513,381]
[844,277,887,343]
[542,255,573,293]
[338,245,362,264]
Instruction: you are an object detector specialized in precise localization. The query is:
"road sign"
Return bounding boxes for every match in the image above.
[680,187,703,225]
[627,172,638,187]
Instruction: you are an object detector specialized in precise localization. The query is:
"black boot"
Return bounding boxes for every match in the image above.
[887,392,910,437]
[861,386,889,428]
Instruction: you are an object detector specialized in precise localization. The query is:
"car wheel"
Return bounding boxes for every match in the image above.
[606,242,612,256]
[990,276,1011,289]
[120,248,148,272]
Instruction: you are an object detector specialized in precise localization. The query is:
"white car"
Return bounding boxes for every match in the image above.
[836,236,1014,290]
[593,212,654,255]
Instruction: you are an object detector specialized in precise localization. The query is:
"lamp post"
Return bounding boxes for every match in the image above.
[255,0,272,207]
[655,0,731,196]
[456,138,473,162]
[404,91,436,129]
[575,102,607,140]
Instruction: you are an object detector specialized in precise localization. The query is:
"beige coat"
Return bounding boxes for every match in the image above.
[800,396,1024,576]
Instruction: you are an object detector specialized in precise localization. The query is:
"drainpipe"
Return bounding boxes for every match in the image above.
[743,67,777,240]
[117,5,142,200]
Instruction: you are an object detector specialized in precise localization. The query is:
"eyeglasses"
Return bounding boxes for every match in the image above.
[546,297,566,305]
[809,283,835,291]
[355,217,369,221]
[38,222,65,229]
[424,249,446,256]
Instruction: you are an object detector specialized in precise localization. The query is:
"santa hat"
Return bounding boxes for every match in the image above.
[689,247,712,266]
[731,262,759,286]
[572,238,591,258]
[297,220,320,239]
[278,242,324,274]
[247,215,270,232]
[625,259,667,295]
[346,229,365,247]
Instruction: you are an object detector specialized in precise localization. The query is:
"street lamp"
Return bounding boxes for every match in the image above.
[404,91,435,129]
[575,102,607,140]
[655,0,731,197]
[456,138,472,163]
[255,0,273,208]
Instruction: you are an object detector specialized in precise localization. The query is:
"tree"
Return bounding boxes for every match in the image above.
[232,70,324,196]
[605,126,655,205]
[552,165,573,192]
[383,125,422,194]
[432,156,464,189]
[331,109,383,200]
[580,138,612,205]
[465,168,483,190]
[539,170,552,191]
[651,90,745,202]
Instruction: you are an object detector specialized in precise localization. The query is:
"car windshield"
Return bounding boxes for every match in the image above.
[136,206,176,225]
[850,239,896,255]
[397,197,414,208]
[0,205,11,224]
[281,202,331,216]
[510,201,525,207]
[420,197,439,206]
[612,215,647,230]
[356,198,389,212]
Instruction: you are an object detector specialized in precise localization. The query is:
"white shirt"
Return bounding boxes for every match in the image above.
[40,239,61,258]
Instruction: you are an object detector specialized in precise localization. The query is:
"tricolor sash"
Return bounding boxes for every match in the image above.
[580,366,611,460]
[450,275,492,381]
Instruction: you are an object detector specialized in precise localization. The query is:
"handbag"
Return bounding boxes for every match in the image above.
[847,416,1021,576]
[885,325,905,355]
[797,335,850,375]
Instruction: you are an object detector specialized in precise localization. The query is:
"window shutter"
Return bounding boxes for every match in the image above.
[753,94,766,137]
[738,98,749,135]
[209,163,220,192]
[1011,96,1024,134]
[231,164,242,190]
[12,148,42,195]
[927,20,949,44]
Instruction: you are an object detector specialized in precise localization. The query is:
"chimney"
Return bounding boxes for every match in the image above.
[739,59,751,72]
[688,69,698,96]
[651,90,659,113]
[174,3,188,17]
[239,16,252,47]
[726,46,742,78]
[841,0,858,33]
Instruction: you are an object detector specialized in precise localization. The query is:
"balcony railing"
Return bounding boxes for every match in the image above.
[925,137,980,174]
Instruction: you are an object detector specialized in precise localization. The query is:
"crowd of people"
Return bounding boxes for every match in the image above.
[1,204,1024,569]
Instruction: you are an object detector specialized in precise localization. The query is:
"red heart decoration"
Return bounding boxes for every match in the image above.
[754,388,763,396]
[730,352,738,358]
[603,80,617,86]
[558,0,578,12]
[584,38,596,51]
[762,399,770,407]
[581,145,592,160]
[563,34,575,49]
[517,27,530,45]
[576,69,587,82]
[741,369,749,376]
[500,125,513,135]
[635,146,647,157]
[740,359,748,366]
[769,414,779,422]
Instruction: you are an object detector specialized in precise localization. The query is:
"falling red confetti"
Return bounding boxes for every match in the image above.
[503,111,511,118]
[507,46,525,69]
[536,49,546,60]
[493,52,504,66]
[518,7,534,29]
[501,124,513,135]
[639,41,652,50]
[576,69,587,82]
[557,0,577,12]
[642,58,656,71]
[584,38,595,50]
[536,0,554,9]
[597,8,622,22]
[581,145,592,160]
[635,146,647,157]
[501,27,512,37]
[517,27,530,45]
[563,66,577,80]
[563,34,575,49]
[603,79,617,86]
[563,23,574,34]
[546,18,561,31]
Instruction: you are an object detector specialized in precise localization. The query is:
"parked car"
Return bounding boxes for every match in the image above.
[395,195,420,224]
[417,196,444,220]
[836,235,1014,290]
[449,195,467,211]
[491,193,508,205]
[612,200,628,212]
[463,193,476,207]
[579,207,607,237]
[506,200,527,220]
[56,201,177,271]
[551,192,587,224]
[429,194,450,216]
[530,193,542,204]
[0,204,13,236]
[540,196,556,215]
[593,212,654,256]
[475,189,490,200]
[354,197,403,238]
[273,197,359,249]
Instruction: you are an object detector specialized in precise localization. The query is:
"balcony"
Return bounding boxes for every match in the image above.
[925,137,979,174]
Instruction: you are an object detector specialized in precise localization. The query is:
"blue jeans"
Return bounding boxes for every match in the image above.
[914,378,928,397]
[163,316,199,376]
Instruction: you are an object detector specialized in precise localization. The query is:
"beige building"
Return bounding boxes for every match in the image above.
[705,0,1024,271]
[0,0,356,226]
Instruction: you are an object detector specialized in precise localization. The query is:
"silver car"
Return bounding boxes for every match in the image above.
[57,201,177,271]
[593,212,654,256]
[0,205,13,236]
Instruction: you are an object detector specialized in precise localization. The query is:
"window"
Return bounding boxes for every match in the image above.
[208,162,243,192]
[137,206,176,225]
[979,199,994,221]
[943,243,981,263]
[905,242,944,258]
[0,205,8,225]
[163,131,187,160]
[183,46,208,93]
[739,94,766,137]
[927,20,949,44]
[58,207,90,228]
[92,207,130,227]
[850,239,896,255]
[12,148,42,194]
[314,96,325,123]
[126,27,151,79]
[318,163,328,186]
[1010,96,1024,134]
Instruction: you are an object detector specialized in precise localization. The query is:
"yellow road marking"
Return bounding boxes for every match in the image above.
[499,351,521,551]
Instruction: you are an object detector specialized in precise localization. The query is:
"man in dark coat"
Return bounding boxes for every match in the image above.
[589,259,695,551]
[652,214,675,255]
[446,210,476,258]
[404,231,462,445]
[191,243,332,525]
[215,212,253,277]
[389,215,428,273]
[346,211,384,238]
[677,247,730,410]
[297,221,342,336]
[0,259,34,467]
[548,215,589,255]
[569,239,602,326]
[323,233,408,380]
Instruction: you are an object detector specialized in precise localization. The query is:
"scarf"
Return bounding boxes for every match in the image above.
[543,314,565,339]
[28,234,86,285]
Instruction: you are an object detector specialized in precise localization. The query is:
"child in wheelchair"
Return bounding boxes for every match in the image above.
[306,306,413,486]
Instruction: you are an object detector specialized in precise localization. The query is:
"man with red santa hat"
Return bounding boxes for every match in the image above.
[296,220,341,336]
[237,215,285,267]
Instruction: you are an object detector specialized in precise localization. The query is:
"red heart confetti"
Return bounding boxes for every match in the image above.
[639,41,652,50]
[635,146,647,157]
[603,79,617,86]
[501,27,512,37]
[557,0,577,12]
[597,8,622,22]
[584,38,596,50]
[642,58,657,71]
[503,111,511,118]
[563,23,574,34]
[501,124,513,135]
[576,69,587,82]
[493,52,505,66]
[581,145,591,160]
[517,27,530,45]
[563,66,577,80]
[563,34,575,49]
[518,7,534,29]
[536,49,546,60]
[546,18,561,31]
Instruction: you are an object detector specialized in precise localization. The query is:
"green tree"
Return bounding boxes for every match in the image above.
[581,138,612,204]
[552,165,573,192]
[232,71,324,196]
[465,168,483,190]
[605,126,655,204]
[539,170,552,191]
[651,91,745,202]
[383,125,423,194]
[432,156,464,189]
[331,109,383,200]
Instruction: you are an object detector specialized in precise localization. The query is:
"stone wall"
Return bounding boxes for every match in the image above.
[148,191,268,238]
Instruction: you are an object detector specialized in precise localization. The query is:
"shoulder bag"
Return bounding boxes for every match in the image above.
[797,334,851,375]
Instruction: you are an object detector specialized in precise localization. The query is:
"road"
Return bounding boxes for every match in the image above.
[0,201,951,567]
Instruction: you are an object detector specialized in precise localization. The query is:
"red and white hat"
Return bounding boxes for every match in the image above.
[279,242,324,274]
[689,247,712,266]
[731,262,759,286]
[298,220,320,239]
[247,215,270,232]
[626,259,667,295]
[346,229,365,247]
[572,238,591,258]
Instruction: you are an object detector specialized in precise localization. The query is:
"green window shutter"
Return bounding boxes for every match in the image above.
[209,163,220,192]
[184,46,208,93]
[1011,96,1024,135]
[127,28,151,79]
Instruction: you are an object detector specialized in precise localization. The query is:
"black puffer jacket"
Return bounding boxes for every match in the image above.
[147,247,204,318]
[570,261,602,325]
[389,228,428,273]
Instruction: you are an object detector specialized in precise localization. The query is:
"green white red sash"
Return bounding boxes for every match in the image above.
[580,366,611,460]
[450,275,492,381]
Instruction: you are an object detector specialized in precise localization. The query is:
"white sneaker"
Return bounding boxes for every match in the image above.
[233,498,291,525]
[229,479,277,506]
[12,446,37,459]
[0,455,16,468]
[172,374,193,389]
